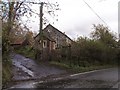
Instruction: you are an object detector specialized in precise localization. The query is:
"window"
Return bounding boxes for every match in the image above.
[43,40,47,48]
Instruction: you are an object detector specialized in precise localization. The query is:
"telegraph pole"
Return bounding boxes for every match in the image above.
[38,2,44,61]
[34,1,59,60]
[40,2,43,50]
[35,2,44,60]
[40,2,43,34]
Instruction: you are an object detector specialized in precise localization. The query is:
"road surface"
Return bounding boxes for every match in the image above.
[11,53,67,81]
[35,68,119,88]
[9,54,119,89]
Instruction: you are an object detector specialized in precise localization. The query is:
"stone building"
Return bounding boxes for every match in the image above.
[43,24,73,49]
[34,24,73,61]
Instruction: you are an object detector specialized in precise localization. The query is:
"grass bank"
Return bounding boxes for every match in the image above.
[15,46,35,60]
[2,62,12,89]
[50,61,117,73]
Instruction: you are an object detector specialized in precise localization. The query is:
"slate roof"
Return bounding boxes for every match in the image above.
[10,38,30,46]
[44,24,73,42]
[34,24,73,42]
[34,31,55,42]
[11,38,25,45]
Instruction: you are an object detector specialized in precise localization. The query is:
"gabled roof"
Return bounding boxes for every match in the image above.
[34,24,73,42]
[44,24,73,42]
[11,38,30,45]
[11,38,25,45]
[34,31,55,42]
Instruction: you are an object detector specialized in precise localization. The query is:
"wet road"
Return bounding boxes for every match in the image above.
[10,54,119,89]
[11,53,67,81]
[35,68,118,88]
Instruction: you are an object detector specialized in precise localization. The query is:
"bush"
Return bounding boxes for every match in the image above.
[15,46,35,60]
[2,64,12,88]
[2,27,12,88]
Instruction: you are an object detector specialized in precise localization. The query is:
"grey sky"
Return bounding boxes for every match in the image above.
[23,0,119,40]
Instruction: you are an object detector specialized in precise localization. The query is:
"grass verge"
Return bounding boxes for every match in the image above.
[2,63,12,89]
[50,61,117,73]
[15,46,35,60]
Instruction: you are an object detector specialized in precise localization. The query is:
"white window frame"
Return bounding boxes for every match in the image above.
[43,40,47,48]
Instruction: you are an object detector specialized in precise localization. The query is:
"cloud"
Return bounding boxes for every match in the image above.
[22,0,119,40]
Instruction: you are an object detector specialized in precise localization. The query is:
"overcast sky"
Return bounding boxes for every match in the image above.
[23,0,119,40]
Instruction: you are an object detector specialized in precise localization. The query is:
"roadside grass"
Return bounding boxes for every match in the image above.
[15,46,35,60]
[50,61,117,73]
[2,62,12,89]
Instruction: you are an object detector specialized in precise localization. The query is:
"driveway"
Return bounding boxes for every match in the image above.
[11,53,67,81]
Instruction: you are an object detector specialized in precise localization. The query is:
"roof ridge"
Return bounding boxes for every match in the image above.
[47,24,73,41]
[34,24,73,42]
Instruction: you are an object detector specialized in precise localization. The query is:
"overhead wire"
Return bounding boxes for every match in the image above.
[82,0,110,28]
[82,0,119,39]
